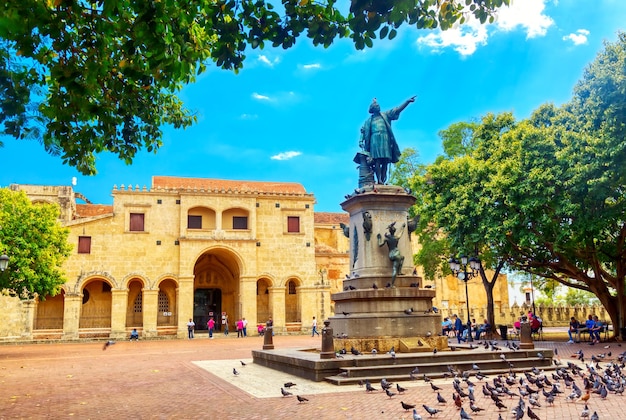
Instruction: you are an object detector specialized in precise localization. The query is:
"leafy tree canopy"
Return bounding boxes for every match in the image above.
[0,188,71,299]
[415,32,626,334]
[0,0,508,175]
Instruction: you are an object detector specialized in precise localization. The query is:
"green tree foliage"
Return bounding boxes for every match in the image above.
[0,0,508,175]
[0,188,71,299]
[416,33,626,337]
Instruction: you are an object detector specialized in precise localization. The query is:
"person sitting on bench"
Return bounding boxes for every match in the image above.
[130,328,139,341]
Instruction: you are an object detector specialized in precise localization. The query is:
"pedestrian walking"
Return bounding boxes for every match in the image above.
[207,317,215,339]
[312,316,320,336]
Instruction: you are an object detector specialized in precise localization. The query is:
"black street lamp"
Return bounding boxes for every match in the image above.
[0,252,9,272]
[449,255,481,342]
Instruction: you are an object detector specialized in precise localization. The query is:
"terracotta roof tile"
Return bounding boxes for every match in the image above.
[152,176,307,195]
[314,212,349,224]
[76,204,113,217]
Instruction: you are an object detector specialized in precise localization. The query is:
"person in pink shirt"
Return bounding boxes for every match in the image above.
[207,317,215,339]
[236,318,244,338]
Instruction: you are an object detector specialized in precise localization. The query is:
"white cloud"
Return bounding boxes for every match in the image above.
[415,0,554,56]
[271,151,302,161]
[258,55,280,67]
[252,92,271,101]
[496,0,554,38]
[417,21,488,56]
[300,63,321,70]
[562,29,590,46]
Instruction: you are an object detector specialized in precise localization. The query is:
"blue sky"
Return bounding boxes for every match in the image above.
[2,0,626,212]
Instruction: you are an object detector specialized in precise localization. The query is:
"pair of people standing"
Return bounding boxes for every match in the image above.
[236,318,248,337]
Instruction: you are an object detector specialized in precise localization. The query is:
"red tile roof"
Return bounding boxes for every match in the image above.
[152,176,307,194]
[314,212,349,224]
[76,204,113,217]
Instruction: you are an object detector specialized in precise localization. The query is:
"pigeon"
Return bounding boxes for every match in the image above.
[381,378,393,390]
[422,404,441,416]
[436,392,446,404]
[386,388,397,398]
[284,382,296,388]
[460,407,473,420]
[365,380,376,392]
[102,340,115,350]
[404,307,414,315]
[401,401,416,411]
[281,387,292,397]
[397,383,407,393]
[470,403,484,413]
[372,283,378,289]
[240,360,246,366]
[413,408,423,420]
[590,412,599,420]
[527,406,540,420]
[342,311,350,316]
[296,395,309,403]
[233,368,239,375]
[581,404,590,418]
[430,382,441,391]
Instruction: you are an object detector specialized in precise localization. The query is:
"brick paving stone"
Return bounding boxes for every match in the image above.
[0,335,624,419]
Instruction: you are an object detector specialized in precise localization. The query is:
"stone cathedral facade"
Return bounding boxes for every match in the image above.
[1,177,349,340]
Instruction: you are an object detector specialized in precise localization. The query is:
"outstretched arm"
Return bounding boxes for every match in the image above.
[377,233,385,247]
[397,96,417,113]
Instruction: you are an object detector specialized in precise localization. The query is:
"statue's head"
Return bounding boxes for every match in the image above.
[368,98,380,114]
[388,221,396,234]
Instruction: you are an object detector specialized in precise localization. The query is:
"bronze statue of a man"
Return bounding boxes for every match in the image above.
[360,96,416,184]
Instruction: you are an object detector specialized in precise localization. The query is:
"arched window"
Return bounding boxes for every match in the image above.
[158,291,170,312]
[288,281,296,295]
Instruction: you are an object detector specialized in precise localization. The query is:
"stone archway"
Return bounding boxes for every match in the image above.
[79,279,112,329]
[126,278,144,328]
[193,249,241,332]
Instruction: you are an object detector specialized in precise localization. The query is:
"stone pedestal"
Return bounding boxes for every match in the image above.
[327,185,440,352]
[520,322,534,349]
[320,320,335,359]
[263,326,274,350]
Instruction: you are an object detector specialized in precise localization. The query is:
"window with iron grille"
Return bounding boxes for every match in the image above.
[134,293,143,313]
[158,291,169,312]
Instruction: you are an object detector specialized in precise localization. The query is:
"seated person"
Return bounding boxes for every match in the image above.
[512,317,522,337]
[130,328,139,341]
[567,317,580,343]
[441,317,453,336]
[590,315,603,344]
[581,314,594,340]
[257,324,265,336]
[475,318,491,340]
[530,315,541,333]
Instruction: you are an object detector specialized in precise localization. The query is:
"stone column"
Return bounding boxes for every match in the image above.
[110,289,128,339]
[240,275,257,327]
[177,275,194,339]
[63,293,82,340]
[21,300,36,340]
[268,286,285,333]
[143,289,158,338]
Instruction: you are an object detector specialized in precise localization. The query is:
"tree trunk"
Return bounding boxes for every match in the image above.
[481,260,504,335]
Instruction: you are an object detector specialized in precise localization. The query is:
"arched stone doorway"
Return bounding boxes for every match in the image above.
[193,249,240,332]
[157,278,177,329]
[79,279,112,330]
[285,278,301,322]
[126,278,144,328]
[35,290,65,330]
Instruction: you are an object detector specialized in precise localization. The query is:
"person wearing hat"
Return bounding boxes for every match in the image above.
[359,96,416,184]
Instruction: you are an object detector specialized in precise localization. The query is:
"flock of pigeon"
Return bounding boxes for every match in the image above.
[345,341,626,419]
[230,340,626,419]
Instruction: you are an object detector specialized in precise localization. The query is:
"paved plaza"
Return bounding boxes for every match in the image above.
[0,334,624,419]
